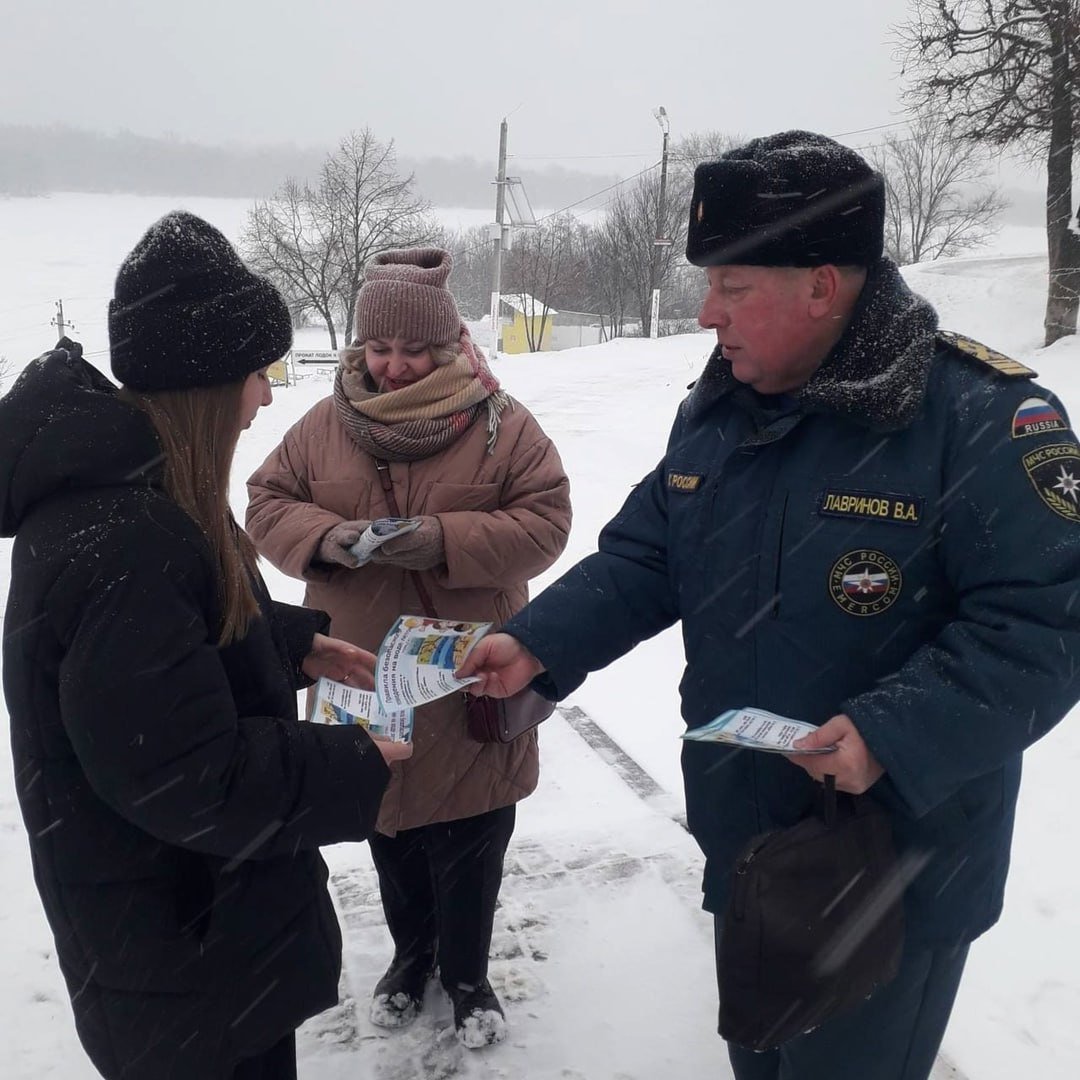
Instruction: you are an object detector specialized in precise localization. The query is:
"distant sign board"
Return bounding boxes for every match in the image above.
[293,349,339,365]
[267,359,288,385]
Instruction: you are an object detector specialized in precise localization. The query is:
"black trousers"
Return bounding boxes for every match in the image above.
[369,804,516,989]
[717,918,969,1080]
[232,1032,296,1080]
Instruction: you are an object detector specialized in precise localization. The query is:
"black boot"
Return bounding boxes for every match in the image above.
[369,952,436,1029]
[446,978,507,1048]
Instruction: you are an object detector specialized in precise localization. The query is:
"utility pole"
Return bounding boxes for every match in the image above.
[51,299,75,341]
[649,106,671,340]
[490,119,509,360]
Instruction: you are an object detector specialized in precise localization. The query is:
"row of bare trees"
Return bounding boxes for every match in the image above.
[242,119,1012,352]
[437,133,735,345]
[241,128,721,348]
[244,2,1080,349]
[451,122,1008,347]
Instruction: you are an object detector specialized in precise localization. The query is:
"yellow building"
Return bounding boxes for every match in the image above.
[499,294,553,354]
[267,358,290,385]
[498,294,606,354]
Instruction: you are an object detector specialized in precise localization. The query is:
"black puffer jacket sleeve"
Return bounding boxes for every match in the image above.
[51,506,389,861]
[269,599,331,690]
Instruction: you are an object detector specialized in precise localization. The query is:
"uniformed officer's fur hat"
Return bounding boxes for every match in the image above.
[685,130,886,268]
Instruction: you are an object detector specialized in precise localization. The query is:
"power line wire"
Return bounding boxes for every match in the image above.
[506,122,911,168]
[830,120,911,138]
[514,120,917,226]
[535,162,660,223]
[509,151,655,161]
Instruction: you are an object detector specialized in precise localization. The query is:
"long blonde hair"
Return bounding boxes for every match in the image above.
[119,381,259,646]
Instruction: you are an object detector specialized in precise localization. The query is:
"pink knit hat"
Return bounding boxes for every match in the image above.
[353,247,461,347]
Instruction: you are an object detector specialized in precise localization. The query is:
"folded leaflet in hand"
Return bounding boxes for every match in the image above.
[310,677,414,742]
[349,517,421,565]
[682,706,836,754]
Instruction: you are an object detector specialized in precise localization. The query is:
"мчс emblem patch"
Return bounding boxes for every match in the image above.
[828,549,903,617]
[1012,397,1068,439]
[1022,442,1080,523]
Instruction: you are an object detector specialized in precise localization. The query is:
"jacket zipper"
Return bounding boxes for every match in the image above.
[770,492,789,619]
[732,835,772,920]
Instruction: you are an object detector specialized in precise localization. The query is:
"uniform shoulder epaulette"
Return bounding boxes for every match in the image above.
[936,330,1037,379]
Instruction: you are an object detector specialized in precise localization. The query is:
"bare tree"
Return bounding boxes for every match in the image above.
[504,215,583,351]
[869,112,1006,264]
[595,131,739,337]
[322,131,438,337]
[243,178,343,345]
[443,225,494,320]
[580,218,634,339]
[242,130,437,349]
[605,169,688,336]
[670,131,742,187]
[0,354,12,392]
[899,0,1080,344]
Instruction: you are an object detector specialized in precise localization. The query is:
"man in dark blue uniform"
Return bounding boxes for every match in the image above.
[459,131,1080,1079]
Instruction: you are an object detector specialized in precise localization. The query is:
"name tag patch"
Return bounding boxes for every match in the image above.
[1022,442,1080,523]
[668,471,703,493]
[818,489,923,526]
[1012,397,1068,439]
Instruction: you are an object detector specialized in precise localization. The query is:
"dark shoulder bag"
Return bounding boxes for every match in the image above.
[374,459,554,744]
[718,774,904,1052]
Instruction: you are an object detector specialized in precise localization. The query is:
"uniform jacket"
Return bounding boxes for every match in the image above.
[507,259,1080,946]
[246,393,571,835]
[0,349,391,1080]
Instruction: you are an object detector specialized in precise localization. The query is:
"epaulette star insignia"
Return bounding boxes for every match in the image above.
[937,330,1037,378]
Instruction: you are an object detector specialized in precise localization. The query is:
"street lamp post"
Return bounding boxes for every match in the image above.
[649,106,671,340]
[490,118,509,360]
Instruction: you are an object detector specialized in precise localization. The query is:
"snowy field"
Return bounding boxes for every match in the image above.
[1,194,1078,1079]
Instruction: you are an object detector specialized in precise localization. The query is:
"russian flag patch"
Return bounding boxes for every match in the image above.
[1013,397,1067,439]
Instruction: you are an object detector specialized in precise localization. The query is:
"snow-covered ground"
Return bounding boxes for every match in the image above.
[1,194,1078,1079]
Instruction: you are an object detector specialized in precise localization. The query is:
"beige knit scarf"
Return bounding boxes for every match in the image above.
[333,327,508,462]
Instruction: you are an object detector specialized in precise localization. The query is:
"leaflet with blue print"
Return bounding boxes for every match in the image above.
[682,707,836,753]
[375,615,489,710]
[309,678,414,742]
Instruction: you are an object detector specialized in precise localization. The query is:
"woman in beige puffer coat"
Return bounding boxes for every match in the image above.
[246,247,570,1050]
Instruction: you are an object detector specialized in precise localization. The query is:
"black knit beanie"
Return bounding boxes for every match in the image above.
[108,211,292,391]
[685,131,886,268]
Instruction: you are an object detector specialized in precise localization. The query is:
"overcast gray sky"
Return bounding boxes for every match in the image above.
[2,0,926,170]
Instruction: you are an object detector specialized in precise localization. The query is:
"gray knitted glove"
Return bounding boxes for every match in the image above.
[316,520,372,568]
[370,516,445,571]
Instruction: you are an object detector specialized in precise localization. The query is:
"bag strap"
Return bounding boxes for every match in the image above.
[373,457,439,619]
[823,773,837,828]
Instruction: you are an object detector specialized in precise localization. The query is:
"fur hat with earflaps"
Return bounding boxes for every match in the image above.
[352,248,462,353]
[686,130,886,269]
[108,211,292,391]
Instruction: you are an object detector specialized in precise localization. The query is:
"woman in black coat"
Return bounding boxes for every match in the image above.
[0,212,408,1079]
